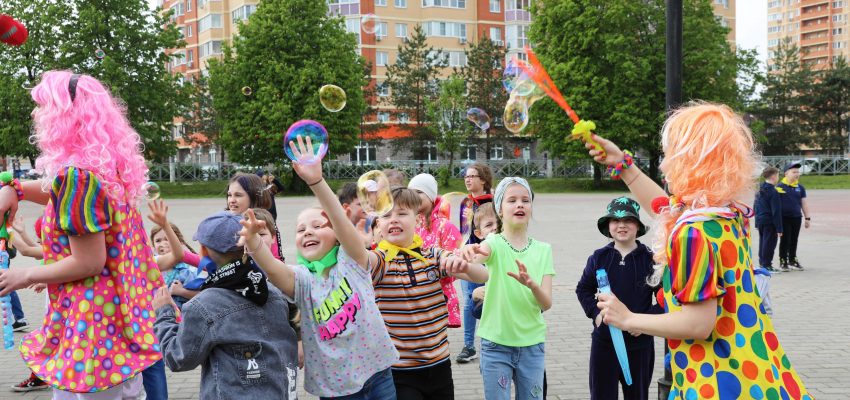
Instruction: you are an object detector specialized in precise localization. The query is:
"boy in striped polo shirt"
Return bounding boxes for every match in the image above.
[369,187,489,399]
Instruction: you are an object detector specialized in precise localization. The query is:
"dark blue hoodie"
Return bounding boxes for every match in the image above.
[575,241,661,350]
[754,181,783,232]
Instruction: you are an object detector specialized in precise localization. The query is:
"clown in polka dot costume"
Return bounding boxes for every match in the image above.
[660,206,810,400]
[17,166,164,393]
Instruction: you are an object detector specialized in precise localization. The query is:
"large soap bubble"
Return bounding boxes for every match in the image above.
[357,170,393,217]
[283,120,329,164]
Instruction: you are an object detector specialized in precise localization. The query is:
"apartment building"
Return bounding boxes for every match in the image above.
[768,0,848,70]
[160,0,737,164]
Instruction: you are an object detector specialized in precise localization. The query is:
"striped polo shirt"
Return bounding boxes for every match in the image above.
[371,246,450,370]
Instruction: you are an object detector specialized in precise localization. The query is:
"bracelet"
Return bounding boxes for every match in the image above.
[624,171,640,186]
[307,178,324,187]
[606,150,634,180]
[244,238,263,255]
[0,177,24,201]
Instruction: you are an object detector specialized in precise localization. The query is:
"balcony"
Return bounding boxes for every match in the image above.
[800,34,830,46]
[801,0,829,6]
[801,47,829,59]
[800,7,829,20]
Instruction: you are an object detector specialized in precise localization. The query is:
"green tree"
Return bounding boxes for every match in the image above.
[208,0,366,171]
[385,24,446,153]
[427,76,471,185]
[183,75,221,151]
[456,38,508,160]
[63,0,188,161]
[804,57,850,153]
[530,0,751,182]
[0,0,72,162]
[751,38,812,154]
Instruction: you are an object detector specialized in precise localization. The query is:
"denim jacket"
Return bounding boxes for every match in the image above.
[154,285,298,400]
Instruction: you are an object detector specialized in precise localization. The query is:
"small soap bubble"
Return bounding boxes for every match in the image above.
[361,14,381,34]
[319,84,347,112]
[242,86,253,96]
[466,108,491,131]
[143,182,161,200]
[95,48,106,59]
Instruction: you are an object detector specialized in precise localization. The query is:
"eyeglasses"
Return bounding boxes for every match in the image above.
[464,175,480,180]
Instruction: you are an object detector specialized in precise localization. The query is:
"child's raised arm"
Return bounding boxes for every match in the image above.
[11,217,43,260]
[146,200,184,270]
[289,136,379,270]
[239,209,295,297]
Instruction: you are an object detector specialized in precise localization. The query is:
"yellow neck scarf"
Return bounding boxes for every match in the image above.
[781,177,798,188]
[377,234,429,264]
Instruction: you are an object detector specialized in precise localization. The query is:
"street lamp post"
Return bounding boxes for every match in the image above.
[659,0,682,398]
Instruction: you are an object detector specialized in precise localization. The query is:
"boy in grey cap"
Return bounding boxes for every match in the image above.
[152,211,298,399]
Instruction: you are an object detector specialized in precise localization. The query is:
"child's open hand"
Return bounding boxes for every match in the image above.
[152,286,177,311]
[441,255,469,275]
[461,244,490,263]
[238,209,268,246]
[586,134,625,166]
[11,216,25,233]
[507,259,537,290]
[147,199,170,227]
[288,135,324,187]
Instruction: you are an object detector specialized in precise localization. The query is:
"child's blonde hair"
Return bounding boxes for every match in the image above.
[251,208,277,237]
[473,203,497,230]
[150,223,197,254]
[650,102,758,283]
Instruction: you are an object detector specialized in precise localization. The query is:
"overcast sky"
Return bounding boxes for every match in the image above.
[146,0,768,65]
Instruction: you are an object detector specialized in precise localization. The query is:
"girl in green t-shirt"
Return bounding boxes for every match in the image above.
[462,177,555,400]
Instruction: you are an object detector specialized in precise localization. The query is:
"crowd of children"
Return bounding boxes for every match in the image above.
[0,71,814,400]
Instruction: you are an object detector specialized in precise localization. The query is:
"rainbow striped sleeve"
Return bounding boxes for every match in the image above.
[668,224,725,304]
[51,166,112,236]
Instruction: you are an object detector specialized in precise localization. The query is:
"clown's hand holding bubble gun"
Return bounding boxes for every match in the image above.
[514,47,606,157]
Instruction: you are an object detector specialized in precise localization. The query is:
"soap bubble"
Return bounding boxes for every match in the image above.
[319,84,347,112]
[95,48,106,59]
[466,108,491,131]
[357,170,393,217]
[361,14,381,34]
[242,86,253,96]
[283,120,329,165]
[504,98,529,134]
[143,182,161,200]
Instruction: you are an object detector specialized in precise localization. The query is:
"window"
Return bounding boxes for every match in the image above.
[376,0,387,5]
[413,141,438,162]
[169,2,184,21]
[198,0,207,8]
[186,49,194,67]
[462,142,477,160]
[714,0,729,8]
[345,18,361,43]
[787,11,795,19]
[377,112,390,122]
[395,0,407,7]
[172,50,186,67]
[398,113,409,123]
[199,14,222,32]
[505,0,529,10]
[395,23,408,37]
[447,51,467,67]
[422,0,466,8]
[376,22,388,38]
[185,25,193,37]
[835,28,844,35]
[377,83,390,97]
[350,141,377,163]
[490,27,502,42]
[834,41,846,48]
[505,24,529,49]
[835,1,844,7]
[232,4,257,22]
[768,13,782,21]
[489,0,500,12]
[768,39,779,46]
[422,21,467,38]
[490,144,504,160]
[834,14,846,21]
[199,40,222,58]
[186,0,192,11]
[768,26,782,33]
[768,0,781,8]
[376,51,389,66]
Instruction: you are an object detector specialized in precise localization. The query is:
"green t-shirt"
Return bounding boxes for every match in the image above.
[478,233,555,347]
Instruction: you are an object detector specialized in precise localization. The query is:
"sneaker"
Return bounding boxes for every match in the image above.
[790,258,805,271]
[12,320,28,332]
[765,265,782,274]
[779,259,791,272]
[11,373,49,392]
[456,346,478,363]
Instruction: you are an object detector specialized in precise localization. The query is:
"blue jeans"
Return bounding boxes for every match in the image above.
[320,368,396,400]
[10,291,25,321]
[141,359,169,400]
[462,281,483,348]
[480,339,545,400]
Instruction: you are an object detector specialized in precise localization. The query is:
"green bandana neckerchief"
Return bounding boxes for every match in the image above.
[298,245,339,276]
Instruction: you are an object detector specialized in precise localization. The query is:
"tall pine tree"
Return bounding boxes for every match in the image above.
[804,57,850,153]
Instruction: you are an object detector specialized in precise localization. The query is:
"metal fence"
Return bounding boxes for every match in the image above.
[148,155,849,182]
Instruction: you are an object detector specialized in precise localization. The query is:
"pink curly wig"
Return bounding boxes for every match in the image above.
[651,102,758,266]
[30,71,148,204]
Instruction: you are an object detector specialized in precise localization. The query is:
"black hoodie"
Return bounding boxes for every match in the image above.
[575,241,662,350]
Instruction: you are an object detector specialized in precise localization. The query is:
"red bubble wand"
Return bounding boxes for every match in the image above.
[515,46,605,156]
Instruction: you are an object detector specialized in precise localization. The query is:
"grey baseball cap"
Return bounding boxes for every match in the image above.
[193,211,243,253]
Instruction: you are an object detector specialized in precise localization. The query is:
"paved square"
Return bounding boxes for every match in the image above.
[2,191,848,399]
